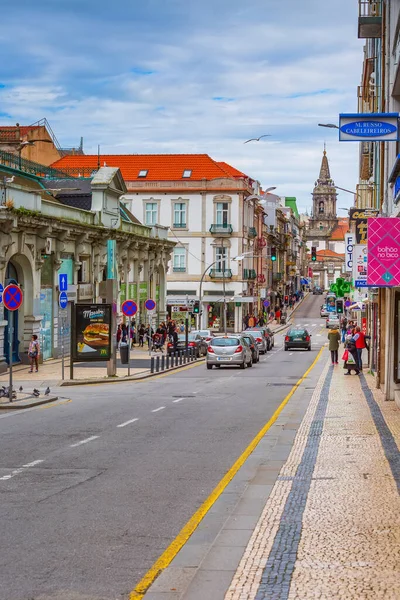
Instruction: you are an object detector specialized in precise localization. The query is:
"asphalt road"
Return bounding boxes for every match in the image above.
[0,294,327,600]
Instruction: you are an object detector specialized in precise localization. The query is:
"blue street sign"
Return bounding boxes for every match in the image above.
[3,284,23,311]
[122,300,138,317]
[59,273,68,291]
[59,291,68,309]
[145,298,156,311]
[263,300,270,307]
[0,283,3,304]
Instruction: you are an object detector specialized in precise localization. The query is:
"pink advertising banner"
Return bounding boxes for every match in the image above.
[367,218,400,286]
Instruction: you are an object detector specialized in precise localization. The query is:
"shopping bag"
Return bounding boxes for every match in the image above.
[347,353,356,365]
[342,350,349,361]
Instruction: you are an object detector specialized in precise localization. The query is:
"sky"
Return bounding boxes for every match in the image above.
[0,0,364,214]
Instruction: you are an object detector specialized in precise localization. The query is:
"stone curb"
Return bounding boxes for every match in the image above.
[59,357,206,387]
[0,395,59,410]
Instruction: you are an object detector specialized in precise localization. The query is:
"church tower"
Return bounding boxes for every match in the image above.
[308,149,338,238]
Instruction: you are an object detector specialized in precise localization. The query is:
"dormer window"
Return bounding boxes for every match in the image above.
[138,170,148,178]
[182,169,192,178]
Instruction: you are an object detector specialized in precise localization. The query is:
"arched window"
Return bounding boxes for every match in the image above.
[319,201,324,214]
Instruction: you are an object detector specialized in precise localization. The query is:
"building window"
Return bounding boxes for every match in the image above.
[319,201,324,214]
[215,246,228,271]
[173,247,186,272]
[138,170,148,177]
[182,169,192,178]
[77,258,90,283]
[173,202,186,227]
[216,202,229,226]
[145,202,158,225]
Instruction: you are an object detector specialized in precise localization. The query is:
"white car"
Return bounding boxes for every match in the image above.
[326,313,340,329]
[320,306,329,318]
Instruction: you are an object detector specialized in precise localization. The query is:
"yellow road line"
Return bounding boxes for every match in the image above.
[129,345,325,599]
[36,399,71,410]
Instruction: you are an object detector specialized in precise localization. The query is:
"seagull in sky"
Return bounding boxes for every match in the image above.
[244,134,271,144]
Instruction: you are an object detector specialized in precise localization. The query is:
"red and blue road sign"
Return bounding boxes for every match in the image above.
[144,298,156,311]
[121,300,138,317]
[3,284,23,311]
[263,300,270,308]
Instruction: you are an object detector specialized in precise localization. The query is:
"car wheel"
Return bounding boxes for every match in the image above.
[240,361,245,369]
[284,346,288,351]
[216,364,221,368]
[207,364,213,370]
[308,345,311,351]
[247,358,253,368]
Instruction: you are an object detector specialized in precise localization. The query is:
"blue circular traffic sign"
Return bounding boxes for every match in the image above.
[144,298,156,311]
[0,283,3,304]
[263,300,270,308]
[122,300,137,317]
[59,291,68,309]
[3,284,23,311]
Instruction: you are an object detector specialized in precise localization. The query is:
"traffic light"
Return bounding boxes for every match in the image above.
[336,299,344,314]
[271,247,277,262]
[311,247,317,262]
[193,301,200,314]
[284,295,289,304]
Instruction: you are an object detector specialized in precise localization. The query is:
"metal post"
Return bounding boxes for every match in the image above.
[161,355,165,371]
[61,317,65,381]
[199,260,217,331]
[127,316,131,377]
[156,356,160,372]
[166,354,170,369]
[222,239,227,335]
[179,351,183,365]
[70,301,74,380]
[150,356,155,373]
[8,311,13,403]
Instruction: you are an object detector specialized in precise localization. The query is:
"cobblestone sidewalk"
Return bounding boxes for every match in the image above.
[226,362,400,600]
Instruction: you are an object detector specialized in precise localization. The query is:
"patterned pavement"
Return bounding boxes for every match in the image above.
[225,362,400,600]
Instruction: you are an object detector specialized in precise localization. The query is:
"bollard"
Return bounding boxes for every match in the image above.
[156,356,160,372]
[179,351,183,366]
[191,347,195,361]
[161,355,165,371]
[150,356,155,373]
[166,354,170,369]
[183,350,187,364]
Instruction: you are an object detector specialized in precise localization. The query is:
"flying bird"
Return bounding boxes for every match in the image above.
[44,387,50,396]
[244,135,271,144]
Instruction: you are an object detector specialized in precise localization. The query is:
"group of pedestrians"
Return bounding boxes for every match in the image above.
[117,318,185,352]
[328,317,369,375]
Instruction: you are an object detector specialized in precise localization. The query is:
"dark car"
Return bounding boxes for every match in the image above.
[265,326,275,348]
[284,328,312,351]
[167,333,208,357]
[245,327,269,353]
[313,287,323,295]
[240,333,260,363]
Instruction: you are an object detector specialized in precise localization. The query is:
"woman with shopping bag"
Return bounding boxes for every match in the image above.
[342,334,360,375]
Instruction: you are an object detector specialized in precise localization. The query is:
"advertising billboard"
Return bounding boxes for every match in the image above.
[367,217,400,286]
[345,233,354,272]
[353,244,368,287]
[73,304,112,362]
[349,208,379,244]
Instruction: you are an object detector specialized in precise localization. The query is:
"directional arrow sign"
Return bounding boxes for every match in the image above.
[59,273,68,292]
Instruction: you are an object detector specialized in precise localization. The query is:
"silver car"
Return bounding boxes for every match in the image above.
[206,336,253,369]
[244,328,269,354]
[326,313,340,329]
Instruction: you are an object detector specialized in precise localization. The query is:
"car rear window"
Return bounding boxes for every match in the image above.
[289,329,305,335]
[178,334,197,340]
[248,329,265,336]
[211,338,240,347]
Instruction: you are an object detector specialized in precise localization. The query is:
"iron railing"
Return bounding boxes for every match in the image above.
[0,150,83,179]
[209,223,233,234]
[209,269,232,278]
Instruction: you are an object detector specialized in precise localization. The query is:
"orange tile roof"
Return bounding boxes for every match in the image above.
[316,249,345,259]
[52,154,245,182]
[330,218,349,241]
[216,161,248,178]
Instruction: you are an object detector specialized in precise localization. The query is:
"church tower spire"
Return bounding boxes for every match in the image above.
[319,148,331,182]
[308,147,338,236]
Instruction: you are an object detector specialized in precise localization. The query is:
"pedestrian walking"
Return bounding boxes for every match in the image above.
[275,307,281,323]
[243,314,249,330]
[341,316,348,343]
[342,334,360,375]
[28,334,40,373]
[353,326,368,372]
[248,314,256,328]
[138,324,145,347]
[328,327,340,365]
[258,314,265,327]
[116,324,122,348]
[172,327,178,351]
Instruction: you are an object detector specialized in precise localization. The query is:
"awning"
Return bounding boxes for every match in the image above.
[300,278,309,285]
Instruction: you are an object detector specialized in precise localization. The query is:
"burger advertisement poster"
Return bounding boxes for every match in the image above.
[73,304,112,362]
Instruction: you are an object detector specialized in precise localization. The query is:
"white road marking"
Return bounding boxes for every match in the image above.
[70,435,99,448]
[173,398,184,403]
[152,406,165,413]
[0,459,44,482]
[117,418,139,428]
[316,334,322,337]
[289,352,293,356]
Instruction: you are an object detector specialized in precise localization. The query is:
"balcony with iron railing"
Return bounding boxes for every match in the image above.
[0,149,78,179]
[172,222,187,229]
[357,85,381,113]
[248,226,257,238]
[209,223,233,235]
[209,268,232,279]
[173,266,186,273]
[358,1,382,38]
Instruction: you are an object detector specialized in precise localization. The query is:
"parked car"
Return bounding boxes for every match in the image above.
[326,313,340,329]
[167,333,208,357]
[320,305,329,318]
[246,327,270,352]
[313,286,323,295]
[206,336,253,369]
[190,329,215,343]
[284,328,312,351]
[240,333,260,363]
